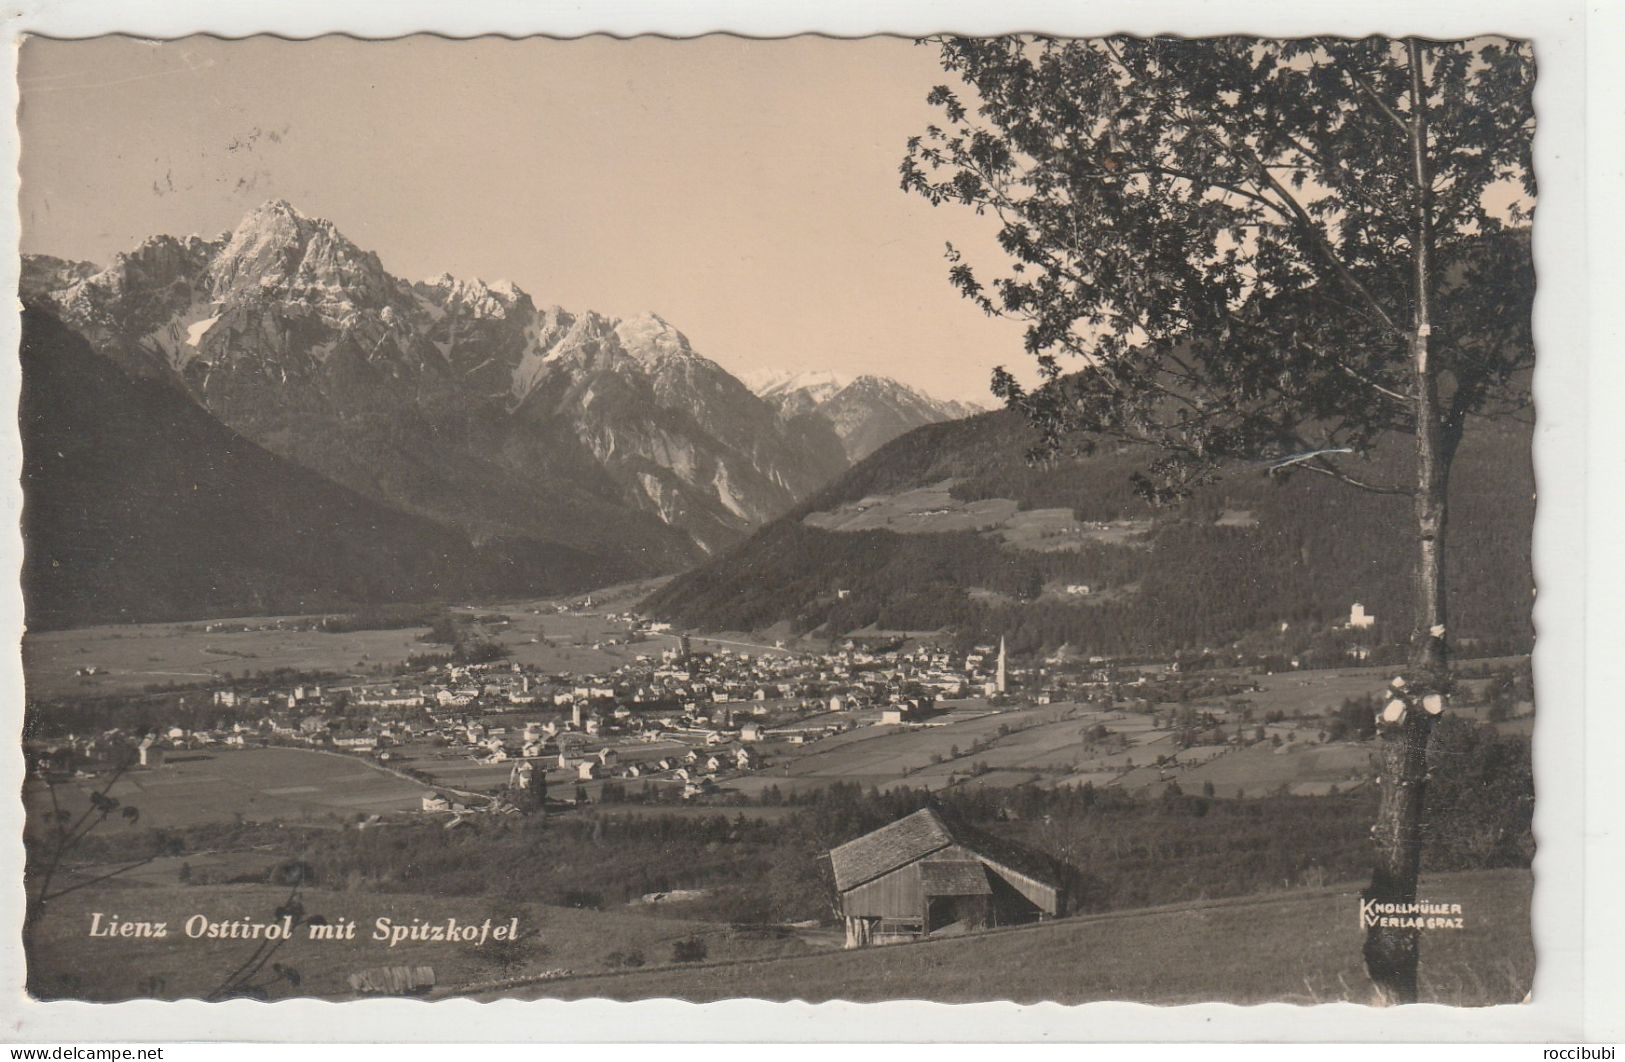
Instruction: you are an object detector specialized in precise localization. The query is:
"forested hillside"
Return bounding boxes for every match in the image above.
[19,309,618,629]
[645,406,1534,657]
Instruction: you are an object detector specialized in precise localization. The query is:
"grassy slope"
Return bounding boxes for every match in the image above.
[27,881,817,1001]
[27,864,1528,1004]
[504,868,1531,1006]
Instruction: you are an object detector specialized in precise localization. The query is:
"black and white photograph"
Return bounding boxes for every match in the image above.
[6,18,1581,1026]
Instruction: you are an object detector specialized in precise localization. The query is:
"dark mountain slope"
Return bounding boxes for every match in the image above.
[644,406,1534,658]
[19,308,618,630]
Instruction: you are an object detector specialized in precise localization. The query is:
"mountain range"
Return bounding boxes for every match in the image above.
[32,198,1526,654]
[22,200,982,623]
[744,369,985,461]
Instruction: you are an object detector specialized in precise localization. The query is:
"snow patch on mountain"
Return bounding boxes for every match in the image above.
[614,312,696,367]
[745,368,852,403]
[144,298,221,371]
[185,315,221,347]
[712,463,751,520]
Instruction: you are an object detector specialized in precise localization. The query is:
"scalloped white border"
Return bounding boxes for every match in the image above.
[0,0,1615,1044]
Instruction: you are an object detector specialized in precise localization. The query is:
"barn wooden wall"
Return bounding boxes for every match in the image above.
[841,862,924,920]
[980,859,1062,916]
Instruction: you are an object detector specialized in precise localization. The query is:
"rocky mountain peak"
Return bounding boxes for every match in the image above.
[746,366,983,461]
[105,233,220,287]
[417,272,535,320]
[24,202,870,563]
[614,311,695,367]
[207,199,392,311]
[19,254,100,301]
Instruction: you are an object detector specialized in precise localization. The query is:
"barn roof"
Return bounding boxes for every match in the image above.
[829,808,954,891]
[918,860,992,896]
[944,818,1065,891]
[830,807,1066,894]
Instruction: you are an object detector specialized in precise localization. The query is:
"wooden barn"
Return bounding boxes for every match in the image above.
[829,807,1065,948]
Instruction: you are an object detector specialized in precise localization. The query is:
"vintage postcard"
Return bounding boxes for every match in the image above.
[5,14,1587,1038]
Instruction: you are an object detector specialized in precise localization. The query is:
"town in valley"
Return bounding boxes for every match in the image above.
[21,581,1534,1002]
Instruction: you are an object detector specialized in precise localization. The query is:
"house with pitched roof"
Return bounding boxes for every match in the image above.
[828,807,1065,948]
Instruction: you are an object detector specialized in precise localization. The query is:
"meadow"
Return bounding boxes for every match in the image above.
[22,619,432,700]
[746,699,1364,798]
[27,879,822,1001]
[727,659,1532,801]
[25,802,1529,1006]
[23,582,801,703]
[801,479,1151,552]
[507,867,1532,1006]
[23,747,428,828]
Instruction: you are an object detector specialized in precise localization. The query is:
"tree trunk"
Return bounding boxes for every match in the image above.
[1361,389,1449,1003]
[1363,38,1449,1005]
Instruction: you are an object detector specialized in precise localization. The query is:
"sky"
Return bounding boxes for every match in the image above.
[17,34,1033,403]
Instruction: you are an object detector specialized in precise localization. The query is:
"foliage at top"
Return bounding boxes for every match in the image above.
[902,36,1535,499]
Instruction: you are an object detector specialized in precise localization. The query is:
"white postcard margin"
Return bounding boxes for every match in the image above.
[0,0,1616,1043]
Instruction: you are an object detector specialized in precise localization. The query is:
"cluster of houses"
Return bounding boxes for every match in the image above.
[35,622,1154,803]
[28,719,269,778]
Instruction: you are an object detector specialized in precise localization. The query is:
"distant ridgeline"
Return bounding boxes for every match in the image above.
[644,406,1534,658]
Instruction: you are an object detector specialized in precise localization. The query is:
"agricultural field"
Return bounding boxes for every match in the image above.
[801,479,1150,551]
[1000,507,1153,551]
[1215,663,1533,734]
[23,747,429,828]
[22,618,439,700]
[1209,741,1373,792]
[1245,667,1404,716]
[747,699,1319,795]
[509,867,1531,1006]
[27,878,824,1001]
[21,576,803,703]
[804,482,1019,534]
[1113,741,1374,797]
[710,658,1531,801]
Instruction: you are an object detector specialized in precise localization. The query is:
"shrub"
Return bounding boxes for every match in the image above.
[1424,717,1534,868]
[672,938,708,963]
[268,860,316,886]
[560,889,602,910]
